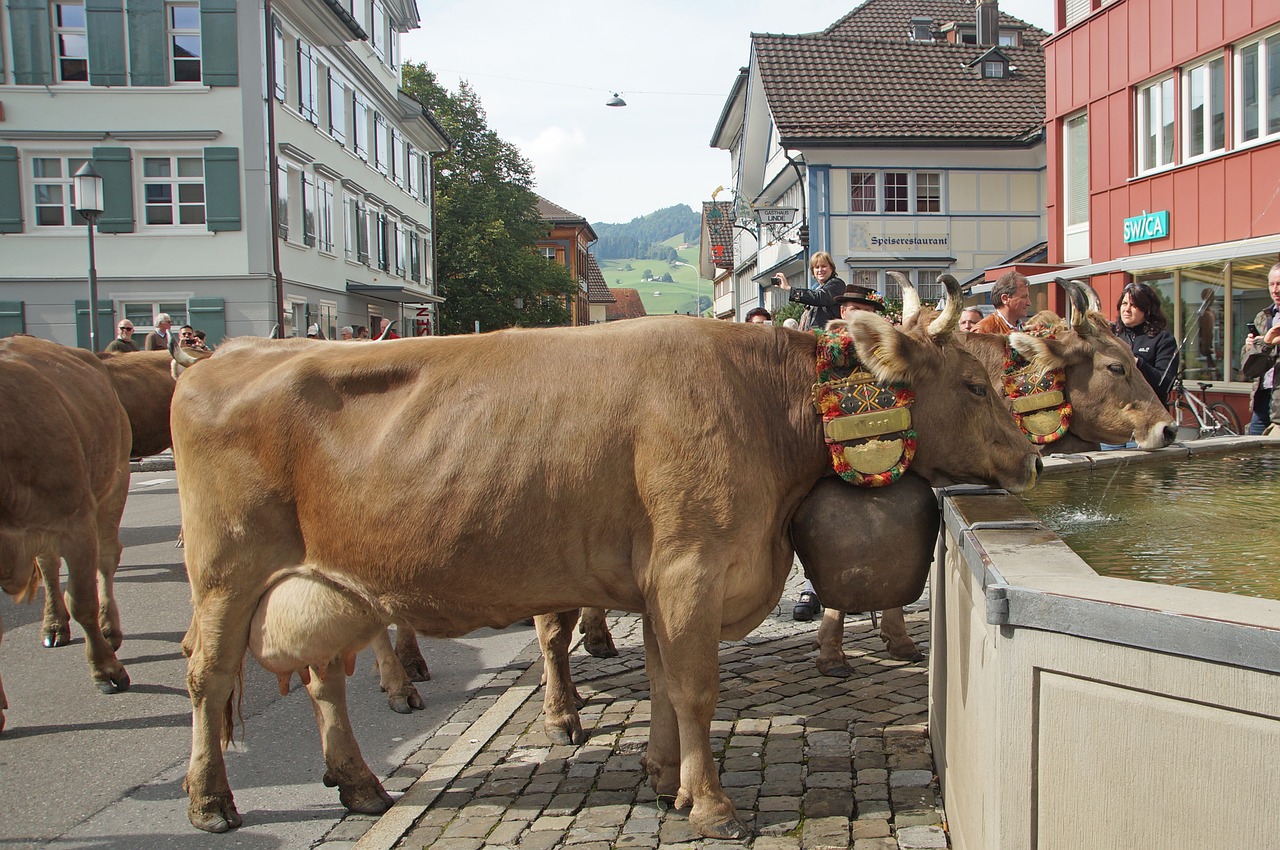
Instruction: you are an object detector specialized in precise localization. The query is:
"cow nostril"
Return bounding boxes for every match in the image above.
[1034,456,1044,475]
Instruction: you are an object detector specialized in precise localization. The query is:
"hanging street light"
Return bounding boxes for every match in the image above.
[73,161,105,352]
[606,92,627,107]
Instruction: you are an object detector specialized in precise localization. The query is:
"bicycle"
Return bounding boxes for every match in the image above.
[1169,376,1241,438]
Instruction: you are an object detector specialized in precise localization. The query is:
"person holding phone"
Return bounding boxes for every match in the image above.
[1242,262,1280,435]
[772,251,846,331]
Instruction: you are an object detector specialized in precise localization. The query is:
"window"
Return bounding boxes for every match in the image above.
[355,197,369,263]
[344,192,360,261]
[371,0,387,63]
[272,21,285,101]
[1184,55,1226,159]
[1063,111,1090,263]
[407,147,421,198]
[982,60,1006,79]
[317,178,334,253]
[276,161,289,238]
[1236,31,1280,145]
[540,246,557,261]
[409,231,421,282]
[123,301,188,331]
[53,2,88,82]
[319,302,337,340]
[373,209,389,270]
[143,156,205,225]
[395,221,407,277]
[352,94,369,161]
[850,171,876,212]
[297,41,319,124]
[328,73,347,145]
[390,127,404,186]
[168,3,201,83]
[301,171,316,247]
[915,172,941,213]
[1137,76,1175,173]
[884,172,909,213]
[32,156,89,226]
[373,114,388,174]
[997,30,1020,47]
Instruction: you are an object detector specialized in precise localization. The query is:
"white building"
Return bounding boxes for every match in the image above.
[0,0,448,346]
[709,0,1049,321]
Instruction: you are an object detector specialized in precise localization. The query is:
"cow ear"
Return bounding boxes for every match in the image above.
[1009,331,1068,370]
[842,313,915,384]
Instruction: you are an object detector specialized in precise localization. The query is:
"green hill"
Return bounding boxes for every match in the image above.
[598,237,713,316]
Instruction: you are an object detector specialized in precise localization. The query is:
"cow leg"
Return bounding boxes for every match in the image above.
[814,608,853,677]
[36,552,72,648]
[184,594,251,833]
[536,610,585,744]
[61,533,129,695]
[394,623,430,682]
[1,608,7,734]
[579,607,618,658]
[643,603,744,839]
[640,613,680,801]
[306,657,394,814]
[879,607,924,661]
[370,628,423,714]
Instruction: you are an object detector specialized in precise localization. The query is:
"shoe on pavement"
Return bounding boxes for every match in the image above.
[792,590,820,621]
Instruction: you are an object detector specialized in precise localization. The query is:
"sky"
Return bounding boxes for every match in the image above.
[403,1,1055,226]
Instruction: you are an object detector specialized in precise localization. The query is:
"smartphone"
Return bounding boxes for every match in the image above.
[1246,323,1260,337]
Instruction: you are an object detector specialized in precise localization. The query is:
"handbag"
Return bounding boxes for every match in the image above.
[797,306,816,332]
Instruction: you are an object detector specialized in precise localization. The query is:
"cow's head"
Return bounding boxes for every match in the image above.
[832,273,1041,493]
[1009,279,1177,450]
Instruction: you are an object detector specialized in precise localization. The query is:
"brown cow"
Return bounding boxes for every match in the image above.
[0,336,133,734]
[172,301,1040,838]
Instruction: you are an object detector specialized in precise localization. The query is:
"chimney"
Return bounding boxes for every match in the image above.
[976,0,998,46]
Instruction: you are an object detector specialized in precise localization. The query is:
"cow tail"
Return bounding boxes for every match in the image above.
[220,659,246,749]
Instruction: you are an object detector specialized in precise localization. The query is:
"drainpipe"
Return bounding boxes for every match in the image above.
[264,0,286,335]
[785,150,810,272]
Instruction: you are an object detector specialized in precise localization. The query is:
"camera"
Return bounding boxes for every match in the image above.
[182,338,197,347]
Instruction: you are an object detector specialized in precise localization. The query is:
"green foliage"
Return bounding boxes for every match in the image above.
[593,205,701,260]
[401,63,576,334]
[774,301,804,325]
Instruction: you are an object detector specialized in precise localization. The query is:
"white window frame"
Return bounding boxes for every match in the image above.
[352,93,369,161]
[328,72,347,145]
[276,161,290,239]
[122,300,189,333]
[167,2,202,83]
[850,171,876,213]
[301,170,316,247]
[1183,53,1226,162]
[53,1,88,83]
[141,154,207,227]
[31,154,90,227]
[317,177,335,254]
[849,170,943,215]
[272,21,286,102]
[319,301,338,340]
[297,40,319,125]
[1063,110,1090,263]
[1136,75,1176,174]
[1234,29,1280,148]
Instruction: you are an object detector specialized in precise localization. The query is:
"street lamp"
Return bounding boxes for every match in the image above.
[73,161,104,352]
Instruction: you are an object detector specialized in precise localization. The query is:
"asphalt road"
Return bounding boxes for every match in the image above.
[0,469,537,849]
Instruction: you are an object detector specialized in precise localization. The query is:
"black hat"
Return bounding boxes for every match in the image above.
[833,284,886,314]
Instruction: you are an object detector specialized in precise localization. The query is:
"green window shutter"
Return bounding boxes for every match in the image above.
[0,147,22,233]
[10,0,53,85]
[204,147,241,231]
[92,146,135,233]
[188,297,225,345]
[127,0,168,86]
[0,302,26,337]
[86,0,127,86]
[200,0,238,87]
[75,299,115,351]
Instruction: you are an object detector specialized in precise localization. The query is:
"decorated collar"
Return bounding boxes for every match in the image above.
[811,329,916,487]
[1001,336,1073,444]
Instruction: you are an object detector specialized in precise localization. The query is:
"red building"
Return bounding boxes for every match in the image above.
[1037,0,1280,416]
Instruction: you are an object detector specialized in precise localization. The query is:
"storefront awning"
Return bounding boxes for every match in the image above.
[346,282,443,304]
[1025,234,1280,286]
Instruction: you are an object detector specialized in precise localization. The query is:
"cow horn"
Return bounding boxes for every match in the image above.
[168,333,211,367]
[268,323,280,339]
[927,274,963,337]
[1058,277,1091,335]
[1079,278,1103,314]
[890,272,920,326]
[376,320,396,341]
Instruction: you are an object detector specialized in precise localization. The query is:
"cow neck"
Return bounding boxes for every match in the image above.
[1000,333,1073,445]
[809,329,916,487]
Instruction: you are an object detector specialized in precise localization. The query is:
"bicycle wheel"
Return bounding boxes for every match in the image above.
[1207,401,1241,436]
[1171,399,1199,439]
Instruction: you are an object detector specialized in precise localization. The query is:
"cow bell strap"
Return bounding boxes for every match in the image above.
[811,329,917,487]
[1001,340,1073,445]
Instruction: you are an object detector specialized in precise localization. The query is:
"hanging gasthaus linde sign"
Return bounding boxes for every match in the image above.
[1123,209,1169,244]
[756,207,798,225]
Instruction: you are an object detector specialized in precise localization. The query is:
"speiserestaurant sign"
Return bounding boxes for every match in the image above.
[1123,210,1169,244]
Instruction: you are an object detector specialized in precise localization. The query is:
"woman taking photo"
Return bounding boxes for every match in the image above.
[1112,281,1178,403]
[773,251,846,331]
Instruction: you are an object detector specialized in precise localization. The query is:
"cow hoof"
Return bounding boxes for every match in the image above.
[188,796,242,833]
[693,814,747,840]
[545,718,586,746]
[338,780,394,814]
[890,648,925,662]
[815,660,853,677]
[583,637,618,658]
[387,686,424,714]
[42,627,71,648]
[403,659,431,682]
[95,668,131,694]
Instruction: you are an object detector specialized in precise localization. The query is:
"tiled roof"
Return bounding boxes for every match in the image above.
[536,195,587,224]
[752,0,1046,144]
[822,0,1045,44]
[586,255,614,303]
[703,201,735,270]
[605,288,648,321]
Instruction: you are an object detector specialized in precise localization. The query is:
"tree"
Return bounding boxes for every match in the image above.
[401,63,576,333]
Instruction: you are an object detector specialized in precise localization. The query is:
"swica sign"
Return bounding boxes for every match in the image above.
[1123,210,1169,244]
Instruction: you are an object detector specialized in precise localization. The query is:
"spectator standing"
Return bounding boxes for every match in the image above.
[1242,262,1280,434]
[377,318,400,339]
[745,307,772,324]
[973,272,1031,334]
[104,321,138,353]
[143,313,173,351]
[772,251,846,331]
[353,325,371,340]
[340,326,354,340]
[958,307,984,333]
[1111,282,1178,402]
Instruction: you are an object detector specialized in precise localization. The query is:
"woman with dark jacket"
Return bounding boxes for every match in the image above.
[772,251,846,331]
[1112,282,1179,403]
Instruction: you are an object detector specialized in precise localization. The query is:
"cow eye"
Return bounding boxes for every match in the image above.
[967,382,987,397]
[1107,363,1125,375]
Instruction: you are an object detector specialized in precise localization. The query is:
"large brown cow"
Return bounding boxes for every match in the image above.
[172,303,1040,838]
[0,336,133,734]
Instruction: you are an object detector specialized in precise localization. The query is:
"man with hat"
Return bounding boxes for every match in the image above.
[833,283,887,321]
